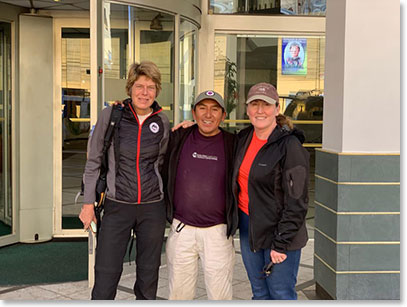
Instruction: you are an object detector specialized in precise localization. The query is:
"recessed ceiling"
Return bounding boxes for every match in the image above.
[0,0,90,11]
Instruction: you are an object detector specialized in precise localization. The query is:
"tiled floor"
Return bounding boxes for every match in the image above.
[0,239,318,300]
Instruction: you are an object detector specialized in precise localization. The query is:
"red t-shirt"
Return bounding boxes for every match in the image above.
[237,131,267,215]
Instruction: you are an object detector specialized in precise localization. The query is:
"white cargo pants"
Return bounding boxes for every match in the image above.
[166,218,235,300]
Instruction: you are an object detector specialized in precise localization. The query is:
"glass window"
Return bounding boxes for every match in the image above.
[179,18,198,122]
[214,33,325,146]
[103,3,175,122]
[209,0,326,16]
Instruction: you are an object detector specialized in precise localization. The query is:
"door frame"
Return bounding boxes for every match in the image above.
[0,19,18,247]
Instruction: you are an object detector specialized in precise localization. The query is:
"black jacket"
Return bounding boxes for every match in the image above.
[163,125,238,238]
[84,99,170,204]
[232,124,309,253]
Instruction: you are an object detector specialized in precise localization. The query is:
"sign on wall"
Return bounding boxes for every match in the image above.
[282,38,307,75]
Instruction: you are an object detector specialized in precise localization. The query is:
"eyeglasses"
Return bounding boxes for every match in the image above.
[134,84,156,93]
[259,261,274,279]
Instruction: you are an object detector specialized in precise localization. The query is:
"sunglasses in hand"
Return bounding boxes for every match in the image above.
[259,261,274,279]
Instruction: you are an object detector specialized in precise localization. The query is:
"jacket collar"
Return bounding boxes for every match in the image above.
[239,124,305,145]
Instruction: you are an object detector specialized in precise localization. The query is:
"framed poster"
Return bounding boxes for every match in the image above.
[282,38,307,75]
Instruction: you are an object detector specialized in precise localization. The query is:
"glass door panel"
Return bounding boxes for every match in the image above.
[103,3,175,122]
[179,18,197,122]
[61,28,90,229]
[0,21,12,237]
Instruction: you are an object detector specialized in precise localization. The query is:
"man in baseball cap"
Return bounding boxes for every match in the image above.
[163,90,237,300]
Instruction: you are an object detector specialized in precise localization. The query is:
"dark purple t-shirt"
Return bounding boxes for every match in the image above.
[173,128,226,227]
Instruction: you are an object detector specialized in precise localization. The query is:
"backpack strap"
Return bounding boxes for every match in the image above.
[76,104,124,203]
[94,104,124,237]
[99,104,124,180]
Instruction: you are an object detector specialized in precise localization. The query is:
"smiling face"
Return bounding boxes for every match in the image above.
[192,99,226,137]
[131,75,157,115]
[246,99,280,138]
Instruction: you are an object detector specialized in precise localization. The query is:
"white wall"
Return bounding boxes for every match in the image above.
[323,0,400,153]
[19,15,54,243]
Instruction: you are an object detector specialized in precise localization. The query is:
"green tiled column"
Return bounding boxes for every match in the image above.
[314,149,400,299]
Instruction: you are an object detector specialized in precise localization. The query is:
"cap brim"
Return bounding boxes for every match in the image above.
[193,98,225,110]
[246,95,277,105]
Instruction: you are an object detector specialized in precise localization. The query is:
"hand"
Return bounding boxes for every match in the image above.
[171,120,194,132]
[270,250,287,264]
[79,204,96,231]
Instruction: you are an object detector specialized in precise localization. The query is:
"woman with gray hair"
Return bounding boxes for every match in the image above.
[79,61,170,300]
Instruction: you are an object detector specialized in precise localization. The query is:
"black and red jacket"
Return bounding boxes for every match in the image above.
[232,124,309,253]
[84,99,170,205]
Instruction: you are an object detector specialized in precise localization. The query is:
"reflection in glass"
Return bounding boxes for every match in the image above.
[0,22,12,236]
[215,31,322,233]
[209,0,326,16]
[61,28,91,229]
[179,19,197,122]
[103,3,175,123]
[214,34,325,144]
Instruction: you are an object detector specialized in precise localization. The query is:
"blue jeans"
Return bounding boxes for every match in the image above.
[239,210,301,300]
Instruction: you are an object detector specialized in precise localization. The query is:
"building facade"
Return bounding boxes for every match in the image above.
[0,0,399,300]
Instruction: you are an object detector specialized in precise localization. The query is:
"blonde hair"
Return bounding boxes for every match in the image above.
[126,61,162,97]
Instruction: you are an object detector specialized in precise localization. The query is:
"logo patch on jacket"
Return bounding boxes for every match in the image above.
[149,122,159,133]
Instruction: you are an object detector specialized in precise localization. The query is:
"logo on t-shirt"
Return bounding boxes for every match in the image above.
[192,151,218,161]
[149,122,159,133]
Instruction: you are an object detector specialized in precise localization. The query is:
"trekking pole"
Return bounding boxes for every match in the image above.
[88,227,96,288]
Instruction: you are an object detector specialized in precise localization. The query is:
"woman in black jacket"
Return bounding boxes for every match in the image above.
[79,61,170,300]
[232,82,309,300]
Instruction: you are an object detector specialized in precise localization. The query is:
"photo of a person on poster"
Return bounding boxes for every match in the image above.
[282,38,307,75]
[286,42,303,68]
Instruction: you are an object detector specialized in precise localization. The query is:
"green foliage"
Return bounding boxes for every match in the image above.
[224,58,238,115]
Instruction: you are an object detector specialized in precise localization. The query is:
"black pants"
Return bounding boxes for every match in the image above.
[91,198,166,300]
